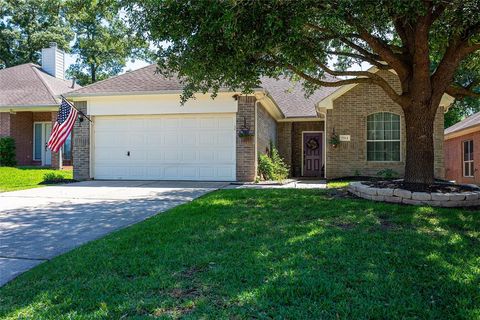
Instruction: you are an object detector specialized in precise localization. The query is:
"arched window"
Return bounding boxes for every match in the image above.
[367,112,400,161]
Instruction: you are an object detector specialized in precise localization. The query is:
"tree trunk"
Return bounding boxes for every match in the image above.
[403,106,437,185]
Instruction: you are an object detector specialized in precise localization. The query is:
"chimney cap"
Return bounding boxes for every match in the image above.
[49,42,58,48]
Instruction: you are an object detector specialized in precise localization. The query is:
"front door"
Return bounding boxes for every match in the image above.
[303,132,323,177]
[34,122,52,166]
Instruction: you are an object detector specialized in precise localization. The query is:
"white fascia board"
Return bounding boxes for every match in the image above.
[0,105,58,112]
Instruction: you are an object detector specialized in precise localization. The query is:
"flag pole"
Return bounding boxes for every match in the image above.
[59,95,93,123]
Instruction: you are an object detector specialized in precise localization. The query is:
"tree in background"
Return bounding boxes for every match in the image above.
[65,0,151,85]
[128,0,480,185]
[0,0,73,68]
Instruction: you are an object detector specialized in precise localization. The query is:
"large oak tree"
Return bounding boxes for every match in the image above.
[128,0,480,184]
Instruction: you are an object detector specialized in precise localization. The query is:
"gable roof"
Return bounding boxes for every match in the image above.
[0,63,78,107]
[67,64,340,118]
[260,76,339,118]
[445,111,480,137]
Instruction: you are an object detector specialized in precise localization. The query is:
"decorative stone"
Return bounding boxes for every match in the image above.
[412,192,432,201]
[371,195,385,202]
[393,188,412,199]
[464,192,479,201]
[360,193,373,200]
[448,194,466,201]
[357,184,371,194]
[442,201,464,207]
[403,199,424,206]
[431,193,450,201]
[363,187,378,196]
[384,196,402,203]
[376,188,394,197]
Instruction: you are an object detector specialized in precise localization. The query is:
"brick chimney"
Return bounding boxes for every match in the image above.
[41,42,65,80]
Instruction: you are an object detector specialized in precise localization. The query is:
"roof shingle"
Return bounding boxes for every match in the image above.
[0,63,78,107]
[68,64,342,118]
[445,111,480,135]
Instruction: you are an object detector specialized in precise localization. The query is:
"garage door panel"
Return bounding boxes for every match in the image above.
[94,114,236,181]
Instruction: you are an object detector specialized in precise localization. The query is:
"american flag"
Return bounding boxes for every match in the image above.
[47,98,78,153]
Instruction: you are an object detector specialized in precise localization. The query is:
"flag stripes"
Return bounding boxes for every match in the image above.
[48,98,78,153]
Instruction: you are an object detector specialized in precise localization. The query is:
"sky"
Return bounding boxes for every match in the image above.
[64,53,151,73]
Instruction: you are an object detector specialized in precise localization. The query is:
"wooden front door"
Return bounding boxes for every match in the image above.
[303,132,323,177]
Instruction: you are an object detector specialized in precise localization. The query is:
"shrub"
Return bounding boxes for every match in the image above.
[258,143,289,181]
[43,172,67,184]
[0,137,17,166]
[377,168,399,180]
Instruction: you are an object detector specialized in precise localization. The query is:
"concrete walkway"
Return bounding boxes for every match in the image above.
[227,180,327,189]
[0,180,227,286]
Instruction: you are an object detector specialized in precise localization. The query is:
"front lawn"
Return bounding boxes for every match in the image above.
[0,167,73,192]
[0,189,479,319]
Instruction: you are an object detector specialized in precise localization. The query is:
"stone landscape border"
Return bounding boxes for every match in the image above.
[348,181,480,207]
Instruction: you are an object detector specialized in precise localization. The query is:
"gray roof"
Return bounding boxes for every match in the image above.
[68,64,340,118]
[0,63,79,107]
[260,76,339,118]
[445,111,480,135]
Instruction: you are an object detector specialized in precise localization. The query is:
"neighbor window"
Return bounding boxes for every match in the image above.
[34,123,42,161]
[463,140,474,177]
[367,112,401,161]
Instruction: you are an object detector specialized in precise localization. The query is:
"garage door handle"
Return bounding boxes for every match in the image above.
[127,151,130,156]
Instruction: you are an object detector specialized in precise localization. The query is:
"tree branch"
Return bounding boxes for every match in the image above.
[325,50,390,69]
[446,84,480,99]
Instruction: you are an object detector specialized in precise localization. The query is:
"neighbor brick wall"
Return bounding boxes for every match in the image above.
[326,70,445,179]
[445,132,480,185]
[236,96,256,181]
[10,112,34,166]
[0,113,11,137]
[256,103,277,156]
[72,101,90,180]
[291,122,325,177]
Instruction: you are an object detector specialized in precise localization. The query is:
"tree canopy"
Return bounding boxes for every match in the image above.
[65,0,151,85]
[128,0,480,184]
[0,0,73,68]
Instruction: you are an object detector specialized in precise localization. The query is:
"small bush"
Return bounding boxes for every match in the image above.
[43,172,67,184]
[377,168,399,180]
[0,137,17,167]
[258,143,289,181]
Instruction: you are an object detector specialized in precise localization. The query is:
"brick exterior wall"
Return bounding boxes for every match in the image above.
[277,121,325,177]
[277,122,292,168]
[445,132,480,184]
[0,111,59,166]
[236,96,256,181]
[326,70,445,179]
[72,101,90,180]
[0,113,11,137]
[256,103,277,156]
[291,122,325,177]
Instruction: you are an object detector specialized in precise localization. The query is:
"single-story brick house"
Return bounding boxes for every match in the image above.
[65,63,453,182]
[445,112,480,184]
[0,43,79,166]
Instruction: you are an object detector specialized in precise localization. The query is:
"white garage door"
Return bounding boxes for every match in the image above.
[93,114,236,181]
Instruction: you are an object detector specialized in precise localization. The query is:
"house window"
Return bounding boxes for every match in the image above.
[463,140,474,177]
[367,112,400,161]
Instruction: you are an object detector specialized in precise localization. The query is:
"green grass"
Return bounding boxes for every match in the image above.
[0,167,73,192]
[0,189,479,319]
[327,180,350,188]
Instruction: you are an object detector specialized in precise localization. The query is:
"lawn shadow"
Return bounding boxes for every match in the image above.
[1,189,479,319]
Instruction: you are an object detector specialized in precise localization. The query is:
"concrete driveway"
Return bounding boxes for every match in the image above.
[0,180,227,286]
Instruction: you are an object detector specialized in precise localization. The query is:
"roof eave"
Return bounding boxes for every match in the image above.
[445,123,480,140]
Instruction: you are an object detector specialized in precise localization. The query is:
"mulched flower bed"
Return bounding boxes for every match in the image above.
[40,179,78,185]
[363,180,477,193]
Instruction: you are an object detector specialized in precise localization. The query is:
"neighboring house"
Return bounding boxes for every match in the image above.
[66,65,452,182]
[0,43,79,166]
[445,112,480,184]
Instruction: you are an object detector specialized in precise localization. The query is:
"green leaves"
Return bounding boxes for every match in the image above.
[65,0,151,85]
[0,0,73,68]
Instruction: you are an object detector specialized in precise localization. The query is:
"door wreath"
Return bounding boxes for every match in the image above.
[306,138,319,150]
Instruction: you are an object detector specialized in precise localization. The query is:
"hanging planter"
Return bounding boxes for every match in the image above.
[238,116,254,138]
[329,128,340,148]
